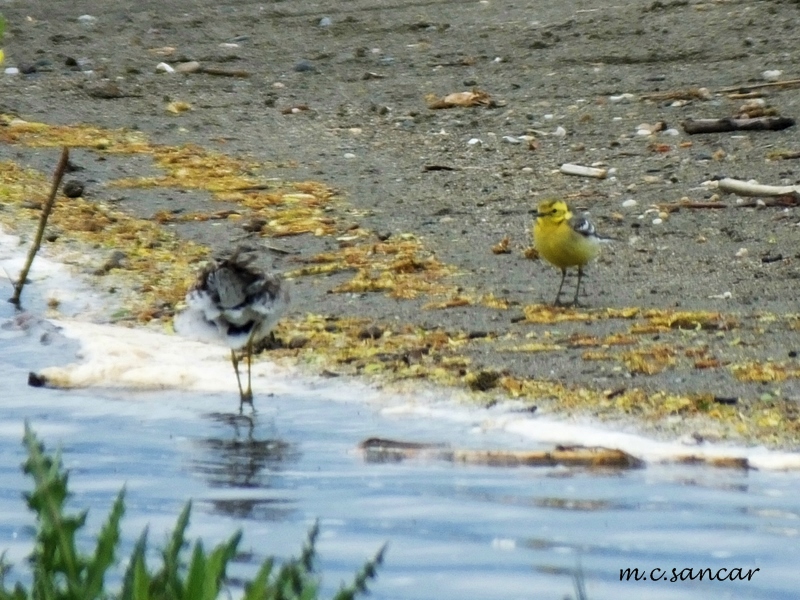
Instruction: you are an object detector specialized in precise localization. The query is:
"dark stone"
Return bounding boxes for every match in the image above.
[28,372,46,387]
[358,324,384,340]
[62,180,85,198]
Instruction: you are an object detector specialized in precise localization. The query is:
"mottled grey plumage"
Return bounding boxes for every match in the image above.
[175,247,289,408]
[570,216,597,239]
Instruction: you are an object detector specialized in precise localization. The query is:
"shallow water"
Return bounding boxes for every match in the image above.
[1,242,799,599]
[2,319,800,600]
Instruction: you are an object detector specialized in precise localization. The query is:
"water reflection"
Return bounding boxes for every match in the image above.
[190,412,300,520]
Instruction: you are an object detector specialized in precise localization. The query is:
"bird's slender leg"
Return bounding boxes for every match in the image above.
[553,268,568,306]
[572,266,585,306]
[231,350,246,406]
[244,336,254,406]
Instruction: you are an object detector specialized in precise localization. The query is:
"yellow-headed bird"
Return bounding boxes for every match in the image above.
[533,199,611,306]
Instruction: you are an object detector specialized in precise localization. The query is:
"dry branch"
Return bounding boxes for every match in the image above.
[715,78,800,94]
[682,116,795,134]
[199,67,251,77]
[359,437,643,469]
[716,177,800,200]
[9,148,70,308]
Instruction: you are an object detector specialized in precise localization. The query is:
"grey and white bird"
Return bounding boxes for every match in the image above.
[174,247,290,409]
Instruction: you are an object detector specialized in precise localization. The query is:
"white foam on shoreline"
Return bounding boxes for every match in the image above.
[30,318,800,472]
[0,229,106,317]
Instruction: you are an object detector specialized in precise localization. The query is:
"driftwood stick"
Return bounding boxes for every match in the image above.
[199,67,251,78]
[359,437,643,469]
[715,78,800,94]
[658,201,729,212]
[9,148,70,308]
[717,177,800,199]
[683,117,795,134]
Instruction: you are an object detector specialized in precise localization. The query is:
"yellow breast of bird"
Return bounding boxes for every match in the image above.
[534,220,599,269]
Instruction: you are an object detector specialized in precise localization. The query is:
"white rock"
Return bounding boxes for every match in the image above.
[622,199,638,208]
[77,14,97,24]
[502,135,521,144]
[762,69,783,82]
[156,62,175,74]
[343,153,356,159]
[735,247,748,258]
[708,291,732,300]
[467,138,482,146]
[609,93,635,103]
[553,126,567,137]
[4,67,20,76]
[652,218,663,225]
[663,128,680,136]
[319,16,333,27]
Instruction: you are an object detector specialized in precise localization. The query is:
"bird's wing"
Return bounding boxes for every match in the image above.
[569,215,597,238]
[570,214,616,242]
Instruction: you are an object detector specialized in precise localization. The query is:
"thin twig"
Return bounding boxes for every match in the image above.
[715,78,800,94]
[9,148,70,308]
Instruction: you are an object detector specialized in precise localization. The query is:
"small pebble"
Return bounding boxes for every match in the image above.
[358,325,384,340]
[708,291,732,300]
[652,218,663,225]
[155,62,175,74]
[553,126,566,137]
[343,153,356,159]
[62,180,85,198]
[622,199,637,208]
[467,138,482,146]
[502,135,521,144]
[77,14,97,25]
[288,336,309,349]
[175,61,201,73]
[735,247,748,258]
[319,16,333,27]
[294,59,315,72]
[4,67,20,76]
[762,69,783,82]
[609,93,635,103]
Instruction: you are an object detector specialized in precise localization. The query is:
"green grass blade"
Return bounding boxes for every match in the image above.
[242,557,274,600]
[120,528,149,600]
[331,543,386,600]
[184,542,208,600]
[22,423,84,588]
[202,530,242,598]
[156,501,192,597]
[84,488,125,598]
